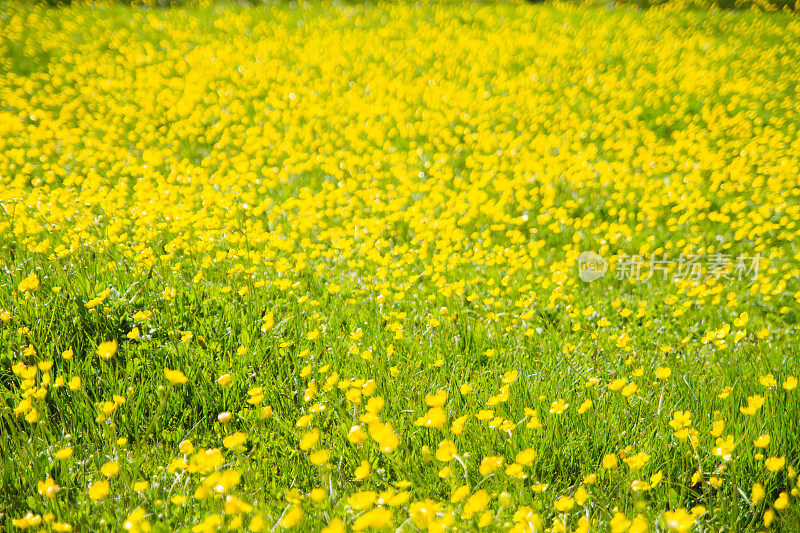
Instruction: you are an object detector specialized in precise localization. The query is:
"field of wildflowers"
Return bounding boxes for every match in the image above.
[2,1,800,531]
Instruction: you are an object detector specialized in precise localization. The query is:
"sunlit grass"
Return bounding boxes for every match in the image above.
[1,1,800,531]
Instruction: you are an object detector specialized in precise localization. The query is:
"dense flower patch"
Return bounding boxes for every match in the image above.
[2,2,800,531]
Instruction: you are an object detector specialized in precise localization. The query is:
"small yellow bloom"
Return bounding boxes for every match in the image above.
[624,452,650,471]
[88,480,110,500]
[549,399,568,414]
[751,482,765,503]
[554,496,575,512]
[578,399,593,414]
[515,448,536,466]
[164,368,188,385]
[655,367,672,379]
[774,492,789,510]
[279,505,302,528]
[309,449,329,465]
[451,484,470,503]
[18,273,40,292]
[765,456,785,472]
[754,434,770,448]
[479,456,503,476]
[96,340,118,359]
[55,447,73,460]
[100,460,119,478]
[415,407,446,429]
[603,453,618,469]
[179,440,194,454]
[37,478,60,498]
[223,432,248,450]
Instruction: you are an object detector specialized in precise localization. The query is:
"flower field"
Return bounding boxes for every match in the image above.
[2,1,800,531]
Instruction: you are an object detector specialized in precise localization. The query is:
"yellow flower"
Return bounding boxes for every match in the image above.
[123,507,151,533]
[309,449,329,465]
[68,376,81,390]
[669,410,692,430]
[751,482,765,503]
[663,509,695,532]
[759,373,777,388]
[179,440,194,454]
[712,435,735,461]
[321,518,345,533]
[415,407,446,429]
[352,507,392,531]
[740,395,764,415]
[650,470,663,487]
[554,496,575,512]
[623,452,650,471]
[578,399,593,414]
[549,399,569,414]
[280,505,302,528]
[18,273,40,292]
[96,340,118,359]
[451,484,471,503]
[515,448,536,466]
[479,456,503,476]
[655,367,672,379]
[164,368,188,385]
[574,486,589,506]
[476,409,494,421]
[223,432,248,450]
[100,460,119,478]
[765,456,785,472]
[12,513,42,529]
[462,490,489,519]
[347,490,377,510]
[609,378,626,391]
[88,480,110,500]
[435,440,457,462]
[425,389,447,407]
[37,478,60,498]
[774,492,789,510]
[55,447,73,459]
[353,460,370,481]
[602,453,618,469]
[347,425,364,444]
[754,434,770,448]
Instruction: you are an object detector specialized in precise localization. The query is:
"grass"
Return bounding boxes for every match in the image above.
[1,0,800,531]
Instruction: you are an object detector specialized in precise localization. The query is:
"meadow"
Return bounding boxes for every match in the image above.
[2,1,800,531]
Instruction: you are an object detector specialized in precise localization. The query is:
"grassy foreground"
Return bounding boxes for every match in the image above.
[2,1,800,531]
